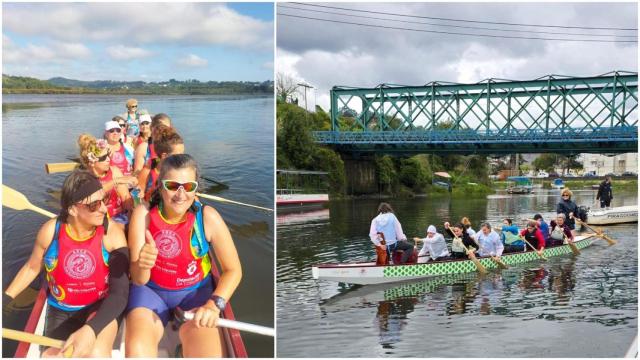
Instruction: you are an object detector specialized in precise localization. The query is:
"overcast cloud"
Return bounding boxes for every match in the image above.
[277,2,638,110]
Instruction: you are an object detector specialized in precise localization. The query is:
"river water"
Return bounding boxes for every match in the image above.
[2,94,274,357]
[277,189,637,357]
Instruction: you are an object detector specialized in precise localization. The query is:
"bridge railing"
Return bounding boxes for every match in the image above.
[313,126,638,144]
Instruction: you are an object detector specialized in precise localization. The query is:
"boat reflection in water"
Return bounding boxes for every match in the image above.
[319,257,583,351]
[276,208,330,226]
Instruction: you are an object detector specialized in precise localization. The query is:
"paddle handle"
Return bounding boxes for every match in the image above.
[3,328,73,356]
[520,236,547,260]
[181,312,274,337]
[30,205,56,218]
[196,192,273,212]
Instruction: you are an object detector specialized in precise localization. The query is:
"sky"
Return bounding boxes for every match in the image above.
[3,2,274,82]
[277,2,638,111]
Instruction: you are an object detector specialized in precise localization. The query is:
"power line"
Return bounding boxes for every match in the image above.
[279,4,637,38]
[289,2,638,31]
[278,13,638,43]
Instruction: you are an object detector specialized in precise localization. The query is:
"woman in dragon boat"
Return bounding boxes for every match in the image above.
[4,171,130,357]
[125,153,242,357]
[133,113,170,175]
[443,221,479,259]
[138,126,185,202]
[77,134,137,229]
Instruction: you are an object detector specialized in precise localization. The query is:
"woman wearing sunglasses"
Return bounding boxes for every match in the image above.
[104,120,135,177]
[125,154,242,357]
[4,171,130,357]
[133,113,172,175]
[138,126,184,202]
[557,188,578,234]
[121,98,141,137]
[78,134,137,228]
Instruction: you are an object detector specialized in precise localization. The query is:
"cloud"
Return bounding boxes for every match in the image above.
[106,45,153,60]
[277,2,638,110]
[261,61,274,70]
[3,3,273,51]
[177,54,208,67]
[3,35,91,64]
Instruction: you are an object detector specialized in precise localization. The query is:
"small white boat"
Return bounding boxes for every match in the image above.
[312,234,597,285]
[586,205,638,225]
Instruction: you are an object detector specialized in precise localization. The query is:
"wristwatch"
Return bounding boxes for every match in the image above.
[210,295,226,312]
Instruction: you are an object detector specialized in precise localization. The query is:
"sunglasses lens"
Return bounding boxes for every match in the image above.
[141,121,150,125]
[163,181,197,192]
[110,128,121,133]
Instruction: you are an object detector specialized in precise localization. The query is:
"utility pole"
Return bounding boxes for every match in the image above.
[298,82,314,112]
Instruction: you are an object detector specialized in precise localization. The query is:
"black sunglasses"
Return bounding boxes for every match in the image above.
[77,196,109,212]
[108,128,122,133]
[97,151,111,162]
[118,123,126,128]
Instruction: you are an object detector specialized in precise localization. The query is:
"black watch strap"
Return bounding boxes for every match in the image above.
[211,295,226,312]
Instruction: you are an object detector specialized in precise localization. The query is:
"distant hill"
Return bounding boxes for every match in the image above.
[3,74,274,95]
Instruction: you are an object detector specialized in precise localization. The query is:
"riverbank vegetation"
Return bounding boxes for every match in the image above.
[277,100,494,197]
[3,74,273,95]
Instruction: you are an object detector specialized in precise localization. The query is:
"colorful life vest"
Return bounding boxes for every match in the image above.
[44,221,109,311]
[147,201,212,290]
[144,168,159,201]
[503,231,523,245]
[110,144,132,176]
[99,168,123,218]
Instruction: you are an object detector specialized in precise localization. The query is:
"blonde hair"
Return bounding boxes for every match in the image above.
[561,188,573,197]
[77,133,108,167]
[126,98,138,107]
[461,217,472,227]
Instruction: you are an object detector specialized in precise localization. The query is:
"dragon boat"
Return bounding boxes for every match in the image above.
[312,234,598,285]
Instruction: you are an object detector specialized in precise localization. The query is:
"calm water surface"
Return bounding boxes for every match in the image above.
[2,94,274,357]
[277,190,637,357]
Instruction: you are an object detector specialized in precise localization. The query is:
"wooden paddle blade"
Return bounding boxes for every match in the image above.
[493,257,509,269]
[472,257,487,274]
[45,162,79,174]
[2,185,31,211]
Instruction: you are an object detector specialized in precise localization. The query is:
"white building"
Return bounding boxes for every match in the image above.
[580,153,638,175]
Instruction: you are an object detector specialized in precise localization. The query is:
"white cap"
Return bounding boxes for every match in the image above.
[139,113,152,123]
[427,225,437,234]
[105,120,120,131]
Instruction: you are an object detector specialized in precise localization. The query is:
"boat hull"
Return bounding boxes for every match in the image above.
[587,205,638,225]
[312,234,597,285]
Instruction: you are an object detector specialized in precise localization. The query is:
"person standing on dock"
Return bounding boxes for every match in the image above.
[369,203,413,264]
[596,176,613,208]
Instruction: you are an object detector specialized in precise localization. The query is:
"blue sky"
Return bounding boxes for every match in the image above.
[3,3,274,82]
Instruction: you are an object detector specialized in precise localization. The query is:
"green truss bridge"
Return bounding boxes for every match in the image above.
[313,71,638,156]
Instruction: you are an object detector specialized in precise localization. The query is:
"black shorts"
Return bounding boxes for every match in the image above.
[43,299,120,350]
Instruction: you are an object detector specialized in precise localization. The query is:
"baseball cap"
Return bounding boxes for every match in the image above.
[105,120,120,131]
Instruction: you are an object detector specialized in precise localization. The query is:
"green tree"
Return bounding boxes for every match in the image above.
[532,153,557,171]
[277,103,315,168]
[312,147,346,196]
[399,157,429,191]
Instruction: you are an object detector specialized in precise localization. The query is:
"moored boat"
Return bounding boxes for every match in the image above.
[14,250,247,358]
[312,234,597,285]
[586,205,638,225]
[552,178,565,189]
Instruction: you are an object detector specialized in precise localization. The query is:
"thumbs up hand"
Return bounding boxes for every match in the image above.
[138,230,159,270]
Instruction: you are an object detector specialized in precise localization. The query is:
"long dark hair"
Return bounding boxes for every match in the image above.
[149,154,201,210]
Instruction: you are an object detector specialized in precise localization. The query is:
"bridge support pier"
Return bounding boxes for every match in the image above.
[342,154,378,195]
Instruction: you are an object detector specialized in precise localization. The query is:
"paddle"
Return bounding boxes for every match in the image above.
[3,328,73,357]
[470,236,508,270]
[520,236,547,261]
[453,237,487,275]
[574,218,617,245]
[45,162,80,174]
[563,235,581,255]
[2,185,56,218]
[46,161,228,187]
[196,192,273,212]
[174,307,275,337]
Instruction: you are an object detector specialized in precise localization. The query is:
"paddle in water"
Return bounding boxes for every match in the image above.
[453,237,487,274]
[520,236,547,261]
[563,235,581,255]
[574,218,617,245]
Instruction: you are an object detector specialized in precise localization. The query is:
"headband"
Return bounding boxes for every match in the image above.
[70,177,103,204]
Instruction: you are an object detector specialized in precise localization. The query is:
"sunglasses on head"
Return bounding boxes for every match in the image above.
[77,196,109,212]
[108,128,122,133]
[97,151,111,162]
[161,180,198,193]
